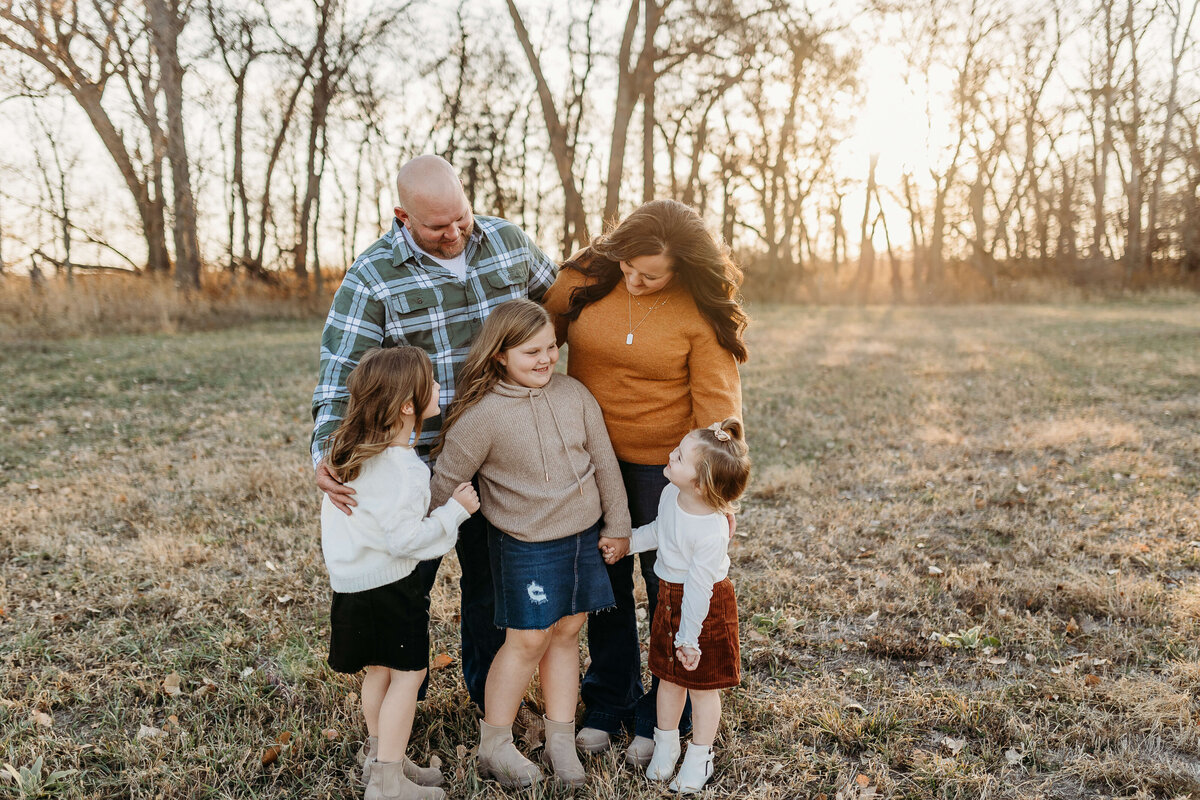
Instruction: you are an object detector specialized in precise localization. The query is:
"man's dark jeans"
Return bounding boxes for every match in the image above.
[415,484,503,712]
[581,461,691,739]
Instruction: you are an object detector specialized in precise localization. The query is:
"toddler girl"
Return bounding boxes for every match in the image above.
[620,417,750,794]
[321,346,480,800]
[430,299,630,788]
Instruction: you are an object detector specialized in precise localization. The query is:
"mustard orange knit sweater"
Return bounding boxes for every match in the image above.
[543,267,742,465]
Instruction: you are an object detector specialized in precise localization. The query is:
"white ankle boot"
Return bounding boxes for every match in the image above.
[669,743,714,794]
[644,727,681,781]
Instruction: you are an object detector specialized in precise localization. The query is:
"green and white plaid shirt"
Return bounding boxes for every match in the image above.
[311,216,558,466]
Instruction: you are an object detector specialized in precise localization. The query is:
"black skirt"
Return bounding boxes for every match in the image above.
[327,568,431,674]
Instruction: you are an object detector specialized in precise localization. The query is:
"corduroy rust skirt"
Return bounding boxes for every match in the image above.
[648,577,741,690]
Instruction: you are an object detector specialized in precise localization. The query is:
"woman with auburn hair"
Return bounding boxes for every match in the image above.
[542,198,747,767]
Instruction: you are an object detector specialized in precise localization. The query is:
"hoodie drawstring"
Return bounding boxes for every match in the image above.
[542,386,586,497]
[528,391,551,482]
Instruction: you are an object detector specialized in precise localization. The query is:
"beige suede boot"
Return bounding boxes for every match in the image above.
[541,716,587,787]
[477,719,544,788]
[364,759,445,800]
[358,736,379,785]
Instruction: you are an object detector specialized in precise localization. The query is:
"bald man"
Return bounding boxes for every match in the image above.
[311,155,558,714]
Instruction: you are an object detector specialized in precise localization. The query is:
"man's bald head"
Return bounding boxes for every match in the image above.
[394,155,474,259]
[396,155,463,212]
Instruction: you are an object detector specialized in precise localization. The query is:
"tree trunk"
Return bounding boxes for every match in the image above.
[505,0,590,250]
[149,0,202,290]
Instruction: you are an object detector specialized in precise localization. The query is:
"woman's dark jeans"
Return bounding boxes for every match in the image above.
[581,461,691,739]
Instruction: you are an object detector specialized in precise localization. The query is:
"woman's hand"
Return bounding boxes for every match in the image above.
[675,645,701,671]
[598,536,629,564]
[316,460,356,515]
[452,482,481,514]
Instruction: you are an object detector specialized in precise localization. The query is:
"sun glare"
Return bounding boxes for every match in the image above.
[838,46,934,187]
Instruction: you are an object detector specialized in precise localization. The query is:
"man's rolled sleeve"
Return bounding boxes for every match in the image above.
[310,269,385,467]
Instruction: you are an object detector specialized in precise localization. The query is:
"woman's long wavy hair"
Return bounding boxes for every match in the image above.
[560,199,748,362]
[433,299,552,457]
[326,346,435,482]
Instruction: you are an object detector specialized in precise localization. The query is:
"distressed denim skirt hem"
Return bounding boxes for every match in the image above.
[488,519,616,630]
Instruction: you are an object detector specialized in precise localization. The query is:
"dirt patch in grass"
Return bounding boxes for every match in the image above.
[2,303,1199,799]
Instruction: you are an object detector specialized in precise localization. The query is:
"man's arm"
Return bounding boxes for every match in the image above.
[519,226,559,302]
[311,268,386,513]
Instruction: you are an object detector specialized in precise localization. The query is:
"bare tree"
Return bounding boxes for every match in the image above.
[148,0,202,289]
[0,0,171,274]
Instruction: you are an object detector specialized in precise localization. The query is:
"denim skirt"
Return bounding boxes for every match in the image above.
[488,520,616,630]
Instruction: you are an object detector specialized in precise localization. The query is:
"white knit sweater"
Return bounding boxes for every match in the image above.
[321,445,470,593]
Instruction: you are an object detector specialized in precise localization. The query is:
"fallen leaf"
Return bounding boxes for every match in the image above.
[431,653,454,670]
[261,731,292,766]
[1084,674,1102,687]
[264,561,277,572]
[31,711,53,728]
[941,736,965,755]
[927,565,944,576]
[166,714,179,729]
[193,679,217,699]
[1016,482,1029,494]
[429,754,442,770]
[274,595,292,605]
[162,672,182,697]
[1005,748,1023,765]
[137,724,165,740]
[1065,617,1080,634]
[240,666,254,679]
[864,610,879,625]
[322,728,339,740]
[917,660,933,667]
[856,774,871,787]
[987,655,1009,665]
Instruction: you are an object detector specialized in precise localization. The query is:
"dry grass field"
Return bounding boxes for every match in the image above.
[2,302,1199,799]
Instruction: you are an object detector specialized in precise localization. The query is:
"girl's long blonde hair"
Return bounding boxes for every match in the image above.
[433,299,551,457]
[326,346,435,482]
[692,417,751,515]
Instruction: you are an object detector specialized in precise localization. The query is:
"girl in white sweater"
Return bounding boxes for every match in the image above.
[321,346,479,800]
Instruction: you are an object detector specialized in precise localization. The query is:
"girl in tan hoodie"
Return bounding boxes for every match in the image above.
[430,299,631,789]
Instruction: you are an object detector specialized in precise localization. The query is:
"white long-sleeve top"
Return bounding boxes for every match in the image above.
[321,445,470,593]
[629,484,731,652]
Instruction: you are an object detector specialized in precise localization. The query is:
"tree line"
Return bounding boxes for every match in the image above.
[1,0,1197,299]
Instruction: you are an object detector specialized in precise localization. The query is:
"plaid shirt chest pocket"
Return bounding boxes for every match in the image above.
[384,286,442,347]
[482,263,530,301]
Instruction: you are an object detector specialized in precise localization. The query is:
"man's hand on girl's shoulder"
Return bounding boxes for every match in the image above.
[316,459,357,515]
[598,535,629,564]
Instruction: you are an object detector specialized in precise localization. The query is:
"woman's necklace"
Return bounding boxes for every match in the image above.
[626,289,671,345]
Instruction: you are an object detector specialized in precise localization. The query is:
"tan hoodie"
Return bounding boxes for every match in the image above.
[430,373,631,542]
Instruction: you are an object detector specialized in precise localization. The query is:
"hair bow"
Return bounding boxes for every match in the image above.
[708,422,731,442]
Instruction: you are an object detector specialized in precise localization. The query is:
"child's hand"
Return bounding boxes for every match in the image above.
[598,536,629,564]
[452,482,480,514]
[675,645,701,671]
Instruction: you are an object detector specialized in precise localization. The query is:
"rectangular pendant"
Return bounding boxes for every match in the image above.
[626,333,634,345]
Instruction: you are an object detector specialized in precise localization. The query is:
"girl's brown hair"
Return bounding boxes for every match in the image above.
[433,299,552,456]
[559,199,748,362]
[691,417,751,515]
[326,346,435,482]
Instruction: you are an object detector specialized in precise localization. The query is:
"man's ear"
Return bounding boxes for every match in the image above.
[395,206,408,226]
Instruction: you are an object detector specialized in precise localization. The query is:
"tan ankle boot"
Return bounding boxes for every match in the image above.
[477,719,544,788]
[364,759,445,800]
[541,716,586,787]
[358,736,379,785]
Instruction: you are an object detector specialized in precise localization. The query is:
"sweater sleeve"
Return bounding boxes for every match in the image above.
[381,491,471,561]
[674,527,730,652]
[579,384,632,539]
[629,519,660,554]
[542,268,583,346]
[687,324,742,430]
[429,412,490,510]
